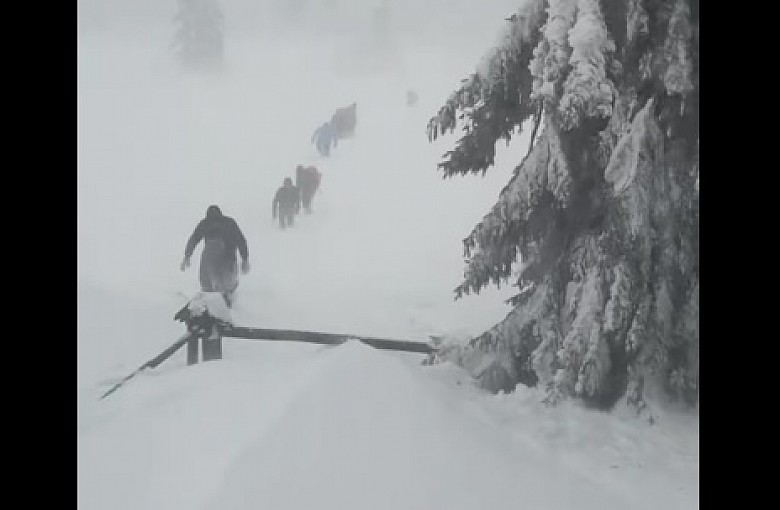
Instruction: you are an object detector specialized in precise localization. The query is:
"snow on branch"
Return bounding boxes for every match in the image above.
[626,0,649,43]
[557,0,617,130]
[552,263,607,399]
[453,277,559,392]
[426,0,546,177]
[529,0,577,107]
[470,279,551,352]
[430,0,699,410]
[662,0,694,96]
[425,73,484,143]
[604,97,662,244]
[454,123,572,298]
[604,98,656,194]
[603,261,633,335]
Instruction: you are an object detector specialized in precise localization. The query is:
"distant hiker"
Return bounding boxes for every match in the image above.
[312,121,334,157]
[295,165,322,214]
[273,177,300,229]
[406,89,418,107]
[181,205,250,308]
[330,102,357,141]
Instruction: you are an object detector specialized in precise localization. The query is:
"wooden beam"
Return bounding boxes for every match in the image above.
[100,328,205,400]
[223,326,436,354]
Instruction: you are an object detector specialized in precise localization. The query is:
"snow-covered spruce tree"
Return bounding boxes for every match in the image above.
[172,0,225,71]
[427,0,698,412]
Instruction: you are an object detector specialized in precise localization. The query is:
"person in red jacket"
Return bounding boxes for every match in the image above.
[181,205,250,308]
[295,165,321,214]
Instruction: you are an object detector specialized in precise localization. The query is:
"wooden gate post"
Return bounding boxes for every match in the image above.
[202,323,223,362]
[186,335,199,365]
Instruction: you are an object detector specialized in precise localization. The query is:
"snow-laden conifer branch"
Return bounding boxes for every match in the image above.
[454,123,573,298]
[431,0,699,410]
[426,1,546,177]
[557,0,617,130]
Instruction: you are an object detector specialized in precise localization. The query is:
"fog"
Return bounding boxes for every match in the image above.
[77,5,701,509]
[77,0,529,383]
[77,0,519,39]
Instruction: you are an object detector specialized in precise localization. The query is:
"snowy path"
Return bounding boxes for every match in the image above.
[78,12,698,509]
[79,337,696,510]
[80,341,641,510]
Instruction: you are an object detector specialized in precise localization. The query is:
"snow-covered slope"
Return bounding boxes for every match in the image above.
[78,3,698,508]
[79,339,697,510]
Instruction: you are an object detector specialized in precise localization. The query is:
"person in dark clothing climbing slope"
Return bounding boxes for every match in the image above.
[181,205,250,308]
[273,177,300,229]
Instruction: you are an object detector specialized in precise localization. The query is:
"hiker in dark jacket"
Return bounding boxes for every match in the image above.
[181,205,250,308]
[273,177,300,229]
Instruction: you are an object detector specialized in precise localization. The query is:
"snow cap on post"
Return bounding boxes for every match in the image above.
[186,291,233,325]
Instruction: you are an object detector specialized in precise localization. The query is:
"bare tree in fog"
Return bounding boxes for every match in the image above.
[172,0,224,71]
[371,1,391,52]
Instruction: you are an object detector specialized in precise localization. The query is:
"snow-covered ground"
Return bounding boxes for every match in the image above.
[77,2,698,508]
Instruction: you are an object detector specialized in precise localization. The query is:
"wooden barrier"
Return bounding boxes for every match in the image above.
[223,325,436,354]
[100,306,438,400]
